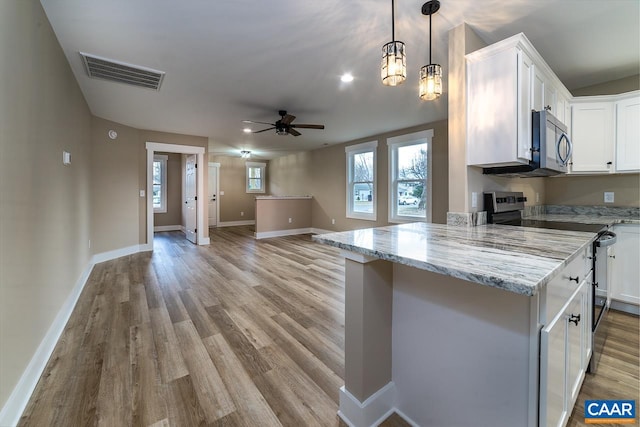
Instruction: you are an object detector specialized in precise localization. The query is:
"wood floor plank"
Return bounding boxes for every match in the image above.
[130,322,168,427]
[149,305,189,383]
[164,375,207,426]
[203,333,282,426]
[173,320,235,422]
[205,305,272,378]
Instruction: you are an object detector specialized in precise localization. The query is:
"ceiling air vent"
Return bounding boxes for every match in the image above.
[79,52,165,91]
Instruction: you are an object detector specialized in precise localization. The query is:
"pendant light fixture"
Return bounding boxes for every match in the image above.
[419,0,442,100]
[381,0,406,86]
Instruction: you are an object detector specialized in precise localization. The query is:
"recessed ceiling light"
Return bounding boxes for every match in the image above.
[341,73,354,83]
[243,128,252,133]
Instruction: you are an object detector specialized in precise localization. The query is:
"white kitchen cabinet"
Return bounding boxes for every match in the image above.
[541,278,589,427]
[569,90,639,174]
[610,224,640,306]
[466,39,532,166]
[615,95,640,171]
[569,100,615,173]
[466,33,572,168]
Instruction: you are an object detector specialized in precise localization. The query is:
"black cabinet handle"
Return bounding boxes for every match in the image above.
[609,255,616,259]
[569,276,579,283]
[606,161,612,165]
[569,314,581,326]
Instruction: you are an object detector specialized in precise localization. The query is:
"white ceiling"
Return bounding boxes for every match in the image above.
[40,0,639,160]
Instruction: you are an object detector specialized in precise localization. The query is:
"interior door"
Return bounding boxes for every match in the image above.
[208,163,218,227]
[185,154,197,244]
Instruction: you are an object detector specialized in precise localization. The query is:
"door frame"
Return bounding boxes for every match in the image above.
[145,142,209,248]
[208,162,220,228]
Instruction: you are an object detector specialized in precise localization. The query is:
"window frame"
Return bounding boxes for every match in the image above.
[388,129,433,223]
[153,154,168,213]
[246,161,266,193]
[345,140,378,221]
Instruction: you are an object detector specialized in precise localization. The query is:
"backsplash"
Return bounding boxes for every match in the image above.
[544,205,640,218]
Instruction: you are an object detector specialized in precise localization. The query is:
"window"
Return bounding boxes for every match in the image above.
[388,129,433,223]
[346,140,377,220]
[153,154,168,213]
[246,162,266,193]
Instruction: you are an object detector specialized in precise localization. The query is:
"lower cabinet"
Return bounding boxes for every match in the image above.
[610,224,640,306]
[541,277,590,427]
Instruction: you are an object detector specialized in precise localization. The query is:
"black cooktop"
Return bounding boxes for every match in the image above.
[499,219,607,233]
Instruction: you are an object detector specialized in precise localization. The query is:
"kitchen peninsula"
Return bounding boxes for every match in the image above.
[313,222,599,427]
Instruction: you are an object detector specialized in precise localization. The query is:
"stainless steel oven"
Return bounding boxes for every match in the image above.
[484,191,615,373]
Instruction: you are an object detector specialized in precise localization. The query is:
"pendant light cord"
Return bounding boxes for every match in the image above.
[392,0,396,42]
[429,11,432,64]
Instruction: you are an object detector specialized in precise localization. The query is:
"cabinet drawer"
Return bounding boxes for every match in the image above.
[544,245,592,322]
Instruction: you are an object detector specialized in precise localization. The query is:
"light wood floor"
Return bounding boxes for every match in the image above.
[19,226,639,426]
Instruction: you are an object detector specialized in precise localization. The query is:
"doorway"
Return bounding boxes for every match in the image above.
[145,142,209,250]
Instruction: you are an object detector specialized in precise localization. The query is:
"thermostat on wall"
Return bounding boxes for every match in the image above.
[63,151,71,165]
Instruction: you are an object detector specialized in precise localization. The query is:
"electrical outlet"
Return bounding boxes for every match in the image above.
[604,192,614,203]
[139,190,145,197]
[536,192,540,203]
[240,211,244,216]
[332,219,335,225]
[288,218,292,223]
[88,239,91,249]
[471,192,478,208]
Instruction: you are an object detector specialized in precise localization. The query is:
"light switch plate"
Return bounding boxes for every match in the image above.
[63,151,71,165]
[139,190,145,197]
[471,192,478,208]
[604,192,614,203]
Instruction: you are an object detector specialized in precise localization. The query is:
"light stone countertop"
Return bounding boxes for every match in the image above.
[312,222,597,296]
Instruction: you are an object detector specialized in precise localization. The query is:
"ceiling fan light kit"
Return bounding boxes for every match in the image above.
[419,0,442,100]
[243,110,325,137]
[381,0,406,86]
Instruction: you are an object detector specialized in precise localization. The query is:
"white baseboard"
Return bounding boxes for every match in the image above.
[0,262,94,427]
[217,220,255,227]
[153,225,182,232]
[338,383,397,427]
[255,227,313,239]
[310,228,335,235]
[91,244,148,264]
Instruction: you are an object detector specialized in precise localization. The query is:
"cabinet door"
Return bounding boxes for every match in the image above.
[532,65,545,112]
[567,281,586,406]
[545,82,557,115]
[517,50,533,162]
[616,96,640,172]
[570,102,614,172]
[611,225,640,305]
[541,311,568,427]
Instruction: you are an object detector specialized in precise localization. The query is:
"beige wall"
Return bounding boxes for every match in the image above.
[0,0,92,410]
[154,152,183,227]
[255,198,312,233]
[268,152,313,196]
[269,120,449,231]
[547,175,640,207]
[209,155,266,222]
[91,118,209,253]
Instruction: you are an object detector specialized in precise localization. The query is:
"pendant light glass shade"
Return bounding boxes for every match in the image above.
[381,41,406,86]
[381,0,406,86]
[419,63,442,100]
[419,0,442,100]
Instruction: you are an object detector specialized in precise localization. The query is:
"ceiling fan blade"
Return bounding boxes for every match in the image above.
[289,128,302,137]
[281,114,296,125]
[291,124,325,129]
[253,127,275,133]
[243,120,275,126]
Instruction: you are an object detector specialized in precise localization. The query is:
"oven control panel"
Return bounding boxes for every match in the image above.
[484,191,527,214]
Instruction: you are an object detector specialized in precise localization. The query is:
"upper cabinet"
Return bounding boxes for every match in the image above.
[616,94,640,172]
[569,91,640,174]
[466,33,572,167]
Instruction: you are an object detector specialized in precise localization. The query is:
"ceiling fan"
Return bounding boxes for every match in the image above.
[243,110,325,137]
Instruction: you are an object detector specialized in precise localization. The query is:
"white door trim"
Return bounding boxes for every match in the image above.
[208,162,220,228]
[145,142,209,247]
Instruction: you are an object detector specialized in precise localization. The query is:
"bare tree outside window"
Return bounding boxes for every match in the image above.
[396,143,427,217]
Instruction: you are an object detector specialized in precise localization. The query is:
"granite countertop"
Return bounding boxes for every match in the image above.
[313,222,597,297]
